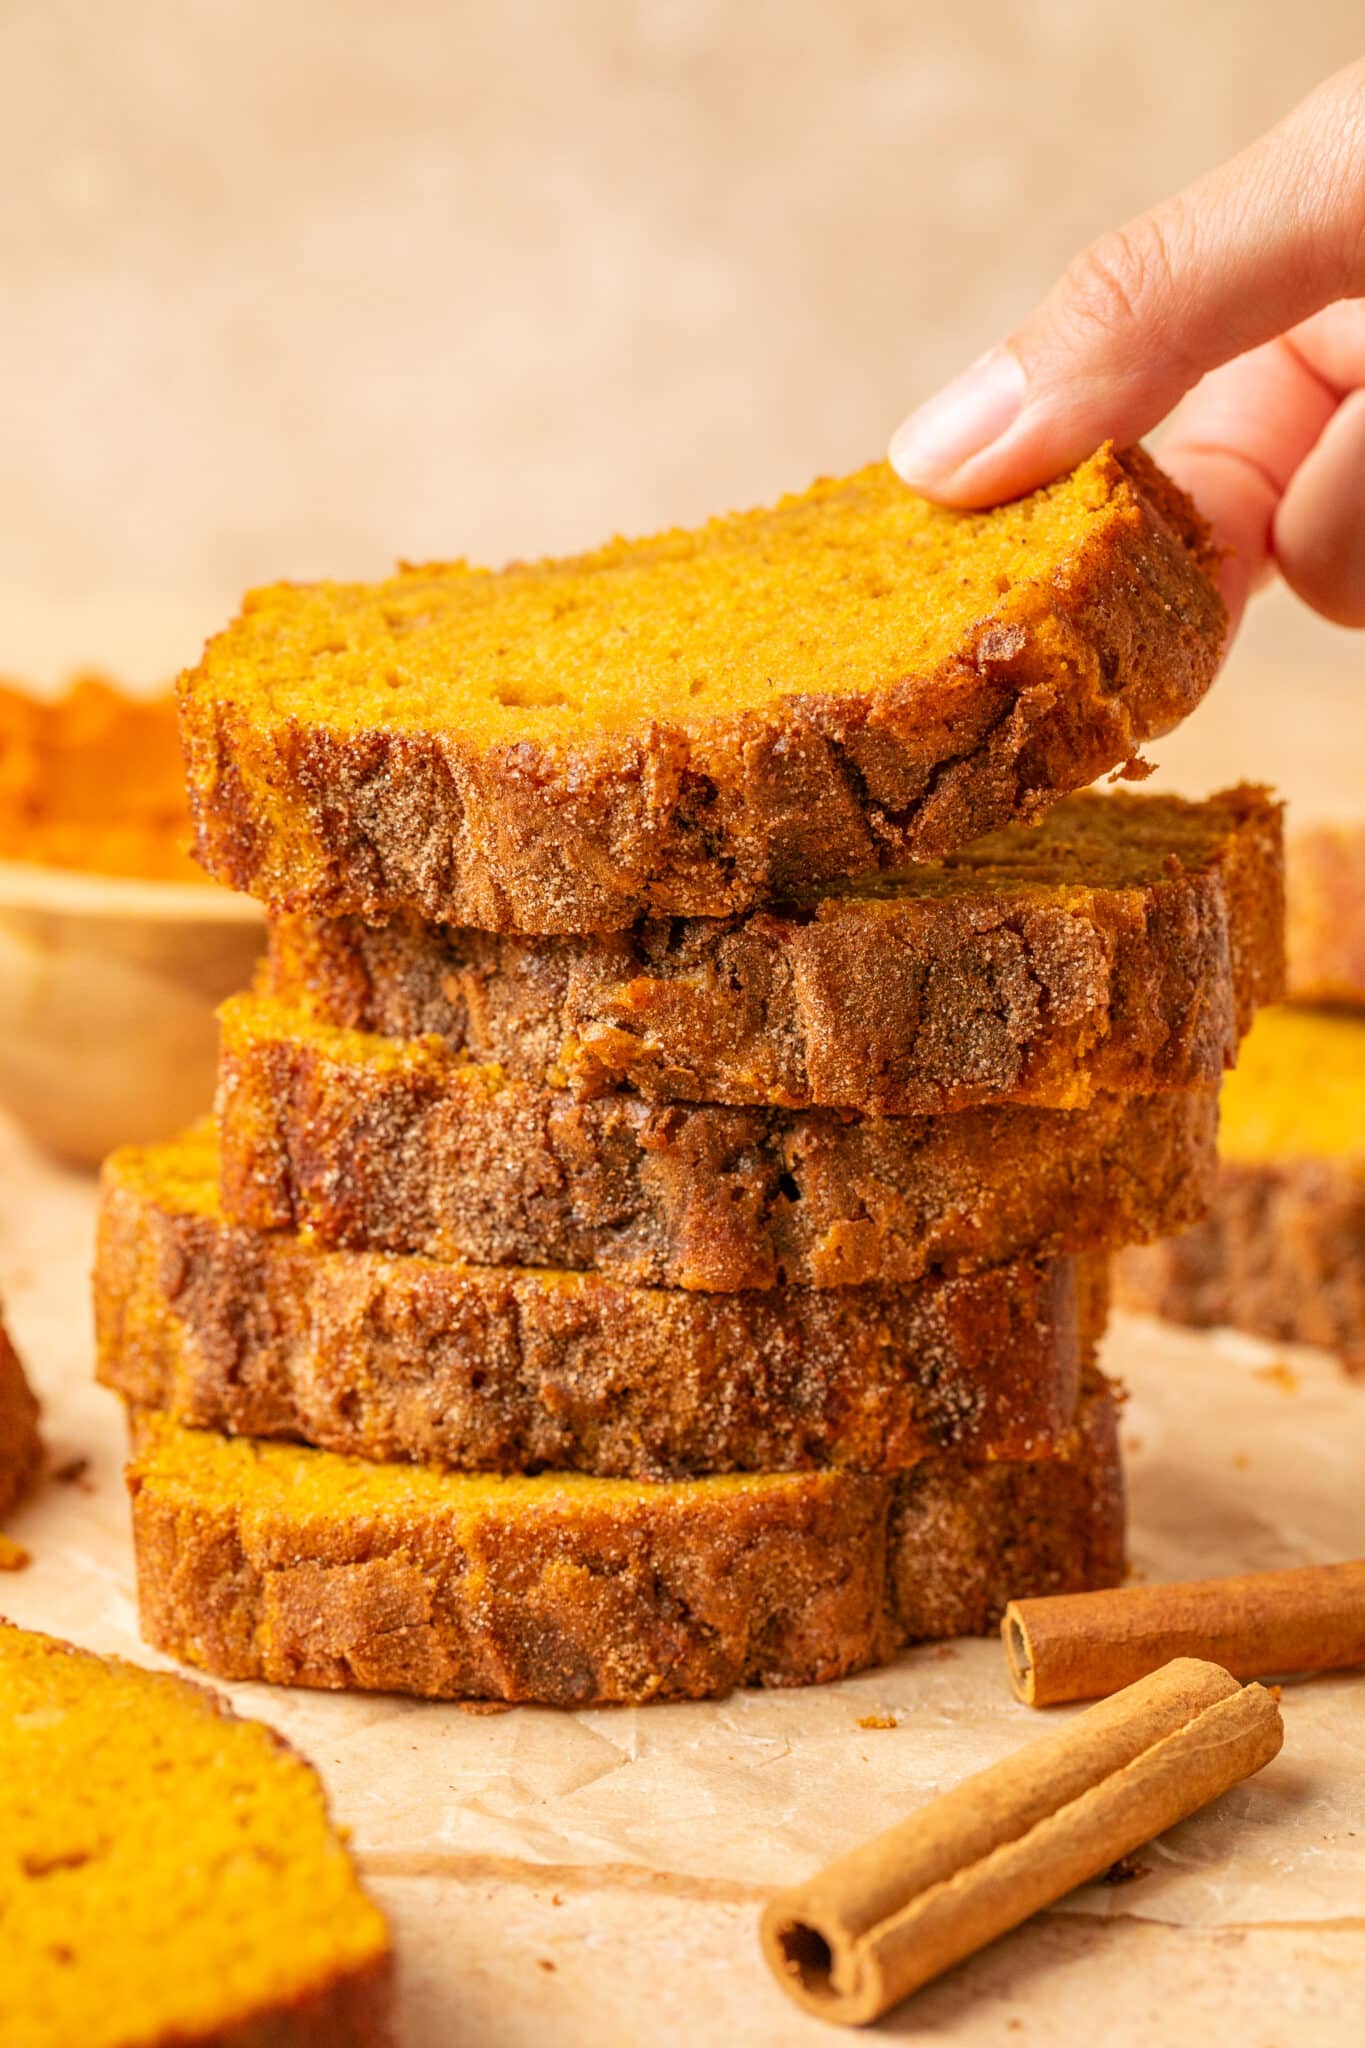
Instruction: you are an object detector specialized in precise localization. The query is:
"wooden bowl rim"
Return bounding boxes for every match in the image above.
[0,859,263,924]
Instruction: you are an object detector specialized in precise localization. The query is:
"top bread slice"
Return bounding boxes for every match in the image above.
[179,445,1225,934]
[268,785,1283,1115]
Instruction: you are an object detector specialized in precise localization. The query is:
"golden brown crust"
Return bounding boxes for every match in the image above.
[126,1384,1124,1706]
[1286,824,1365,1006]
[0,1311,40,1519]
[266,786,1283,1114]
[96,1134,1103,1477]
[886,1381,1123,1641]
[216,998,1219,1290]
[1114,1155,1365,1373]
[180,448,1225,934]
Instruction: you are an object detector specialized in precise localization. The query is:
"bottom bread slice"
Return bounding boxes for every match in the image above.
[127,1380,1124,1707]
[1115,1007,1365,1371]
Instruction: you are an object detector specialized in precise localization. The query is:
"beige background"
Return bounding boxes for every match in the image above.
[0,0,1362,696]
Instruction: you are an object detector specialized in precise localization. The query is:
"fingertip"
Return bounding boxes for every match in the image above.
[890,370,1161,510]
[888,348,1027,502]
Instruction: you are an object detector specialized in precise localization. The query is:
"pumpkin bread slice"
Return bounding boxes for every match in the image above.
[1286,823,1365,1006]
[267,784,1282,1115]
[216,994,1219,1291]
[0,1312,40,1521]
[0,1620,392,2048]
[179,446,1224,934]
[1115,1006,1365,1371]
[125,1377,1124,1708]
[96,1127,1103,1478]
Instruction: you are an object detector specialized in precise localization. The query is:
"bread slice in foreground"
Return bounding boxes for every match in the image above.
[217,995,1219,1290]
[0,1620,392,2048]
[1115,1007,1365,1371]
[0,1310,40,1519]
[126,1379,1123,1707]
[179,447,1224,933]
[96,1128,1103,1477]
[267,785,1282,1115]
[1286,824,1365,1005]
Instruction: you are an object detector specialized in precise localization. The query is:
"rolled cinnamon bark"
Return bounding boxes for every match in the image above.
[759,1658,1281,2026]
[1004,1561,1365,1706]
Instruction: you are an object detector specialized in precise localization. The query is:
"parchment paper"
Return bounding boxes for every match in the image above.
[3,1114,1363,2046]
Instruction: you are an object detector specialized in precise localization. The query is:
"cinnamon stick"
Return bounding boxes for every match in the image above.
[1004,1559,1365,1707]
[759,1658,1281,2027]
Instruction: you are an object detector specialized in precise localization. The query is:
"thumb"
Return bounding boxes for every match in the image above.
[889,57,1365,507]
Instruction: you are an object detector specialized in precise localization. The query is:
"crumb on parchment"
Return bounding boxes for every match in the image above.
[1253,1362,1300,1394]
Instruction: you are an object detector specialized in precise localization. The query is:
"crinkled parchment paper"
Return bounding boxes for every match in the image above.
[3,1117,1362,2045]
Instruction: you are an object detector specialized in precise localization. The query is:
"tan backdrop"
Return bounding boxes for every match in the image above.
[0,0,1361,706]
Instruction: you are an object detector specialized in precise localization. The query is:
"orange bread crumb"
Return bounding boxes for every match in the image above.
[1217,1007,1365,1163]
[0,1620,393,2047]
[190,454,1209,748]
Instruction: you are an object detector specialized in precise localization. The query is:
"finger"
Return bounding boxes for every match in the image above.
[890,58,1365,505]
[1159,299,1365,630]
[1158,335,1339,633]
[1277,294,1365,397]
[1275,387,1365,627]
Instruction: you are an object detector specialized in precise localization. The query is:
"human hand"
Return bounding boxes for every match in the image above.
[889,59,1365,632]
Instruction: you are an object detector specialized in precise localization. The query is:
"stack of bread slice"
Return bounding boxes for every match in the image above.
[95,446,1283,1706]
[1118,824,1364,1370]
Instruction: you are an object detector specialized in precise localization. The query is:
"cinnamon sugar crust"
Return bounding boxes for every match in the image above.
[265,785,1282,1115]
[216,996,1220,1291]
[97,1128,1103,1478]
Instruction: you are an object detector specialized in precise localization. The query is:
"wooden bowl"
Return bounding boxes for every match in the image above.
[0,862,263,1166]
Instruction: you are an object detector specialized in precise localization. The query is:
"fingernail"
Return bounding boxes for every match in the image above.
[889,348,1027,489]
